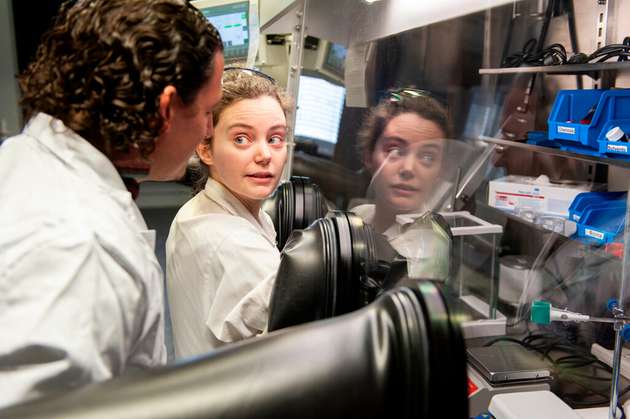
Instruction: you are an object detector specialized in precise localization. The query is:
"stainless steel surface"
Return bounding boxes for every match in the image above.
[593,0,614,89]
[281,0,308,181]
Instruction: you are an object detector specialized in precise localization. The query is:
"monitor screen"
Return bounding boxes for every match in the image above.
[294,75,346,156]
[322,42,347,79]
[195,1,249,62]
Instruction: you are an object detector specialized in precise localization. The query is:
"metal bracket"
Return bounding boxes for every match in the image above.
[281,0,308,181]
[593,0,614,89]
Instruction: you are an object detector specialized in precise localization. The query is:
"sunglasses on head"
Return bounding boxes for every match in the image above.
[386,88,434,103]
[223,66,277,84]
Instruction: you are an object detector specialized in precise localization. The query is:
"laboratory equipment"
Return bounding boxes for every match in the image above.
[531,299,630,418]
[440,211,505,338]
[263,176,328,251]
[268,211,396,331]
[302,39,347,83]
[191,0,255,63]
[468,367,551,418]
[498,255,539,306]
[0,282,468,419]
[294,75,346,157]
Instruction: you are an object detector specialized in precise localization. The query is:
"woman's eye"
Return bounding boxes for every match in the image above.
[419,153,436,163]
[269,135,285,145]
[234,135,249,145]
[386,147,403,157]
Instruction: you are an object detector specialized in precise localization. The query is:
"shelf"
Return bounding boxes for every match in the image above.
[478,136,630,169]
[475,201,619,262]
[479,61,630,76]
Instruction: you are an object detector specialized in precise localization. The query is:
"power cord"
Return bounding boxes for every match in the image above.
[503,37,630,67]
[484,331,628,414]
[502,39,567,67]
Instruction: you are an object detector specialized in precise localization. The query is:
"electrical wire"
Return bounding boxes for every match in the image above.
[483,331,628,412]
[586,38,630,63]
[502,39,567,67]
[502,37,630,67]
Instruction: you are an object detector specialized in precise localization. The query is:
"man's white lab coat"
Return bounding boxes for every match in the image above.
[166,177,279,359]
[0,113,166,408]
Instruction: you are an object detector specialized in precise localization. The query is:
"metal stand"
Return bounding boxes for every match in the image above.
[609,191,630,419]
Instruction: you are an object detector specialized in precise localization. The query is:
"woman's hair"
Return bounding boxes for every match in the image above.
[18,0,223,159]
[191,69,291,195]
[357,93,450,163]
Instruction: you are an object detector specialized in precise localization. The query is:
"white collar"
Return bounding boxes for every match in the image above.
[202,177,277,246]
[351,203,430,240]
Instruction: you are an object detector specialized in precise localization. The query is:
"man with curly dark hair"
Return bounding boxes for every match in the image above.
[0,0,223,408]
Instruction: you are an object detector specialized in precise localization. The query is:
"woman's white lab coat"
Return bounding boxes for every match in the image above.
[166,177,280,359]
[0,114,166,408]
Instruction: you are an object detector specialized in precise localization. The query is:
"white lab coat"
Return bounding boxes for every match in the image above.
[0,113,166,409]
[166,177,279,359]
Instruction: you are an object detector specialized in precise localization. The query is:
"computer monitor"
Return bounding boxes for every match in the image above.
[321,42,347,80]
[191,0,250,63]
[302,39,347,84]
[294,75,346,157]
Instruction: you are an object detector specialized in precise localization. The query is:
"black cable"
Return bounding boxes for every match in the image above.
[482,331,630,409]
[621,37,630,62]
[503,38,630,66]
[586,42,630,63]
[502,40,569,67]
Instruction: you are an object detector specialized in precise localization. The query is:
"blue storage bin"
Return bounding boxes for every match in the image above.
[576,203,626,244]
[548,89,630,149]
[598,122,630,156]
[568,191,627,222]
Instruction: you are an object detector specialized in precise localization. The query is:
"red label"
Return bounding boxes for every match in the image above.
[468,377,479,397]
[495,191,545,199]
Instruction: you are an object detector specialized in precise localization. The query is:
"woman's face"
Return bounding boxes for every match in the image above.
[200,95,287,212]
[367,112,445,214]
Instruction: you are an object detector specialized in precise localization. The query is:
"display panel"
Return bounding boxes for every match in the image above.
[294,75,346,156]
[192,0,249,62]
[322,42,347,79]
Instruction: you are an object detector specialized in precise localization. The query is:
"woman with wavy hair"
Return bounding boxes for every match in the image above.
[353,89,453,280]
[0,0,223,408]
[166,68,290,357]
[355,90,450,230]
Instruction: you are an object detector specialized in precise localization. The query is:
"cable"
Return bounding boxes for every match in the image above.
[482,331,630,410]
[502,40,568,67]
[583,40,630,63]
[503,37,630,67]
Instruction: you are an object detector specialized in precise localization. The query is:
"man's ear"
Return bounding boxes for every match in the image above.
[196,142,213,166]
[158,85,178,131]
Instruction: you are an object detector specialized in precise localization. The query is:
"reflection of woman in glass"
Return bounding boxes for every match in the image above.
[355,90,449,231]
[166,69,289,358]
[352,89,451,279]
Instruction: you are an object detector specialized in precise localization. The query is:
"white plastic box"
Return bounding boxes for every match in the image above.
[488,175,593,218]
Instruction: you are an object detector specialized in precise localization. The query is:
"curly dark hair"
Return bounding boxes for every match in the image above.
[191,68,291,195]
[18,0,223,158]
[357,93,451,163]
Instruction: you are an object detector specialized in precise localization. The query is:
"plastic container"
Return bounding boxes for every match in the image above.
[575,203,626,244]
[547,89,630,149]
[568,191,627,222]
